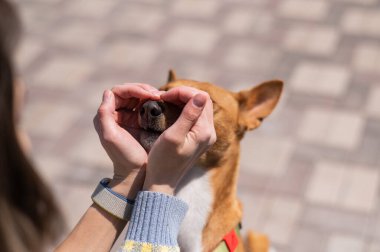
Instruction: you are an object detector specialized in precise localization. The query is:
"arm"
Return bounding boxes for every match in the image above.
[120,88,215,251]
[55,174,142,252]
[120,191,188,252]
[57,85,160,252]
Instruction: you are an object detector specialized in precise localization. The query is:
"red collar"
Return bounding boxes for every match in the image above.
[214,223,242,252]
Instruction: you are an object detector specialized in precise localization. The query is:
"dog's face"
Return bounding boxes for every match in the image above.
[137,100,182,151]
[138,71,283,167]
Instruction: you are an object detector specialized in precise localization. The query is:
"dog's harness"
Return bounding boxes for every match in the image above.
[213,223,242,252]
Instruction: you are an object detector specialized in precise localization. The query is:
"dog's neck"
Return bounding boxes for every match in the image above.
[175,141,242,252]
[202,141,242,251]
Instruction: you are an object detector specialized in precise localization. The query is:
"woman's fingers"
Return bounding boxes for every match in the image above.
[160,86,207,105]
[112,83,160,99]
[162,86,215,144]
[187,95,215,145]
[203,97,216,144]
[114,95,140,111]
[112,83,161,109]
[165,93,208,141]
[133,83,161,94]
[95,90,119,144]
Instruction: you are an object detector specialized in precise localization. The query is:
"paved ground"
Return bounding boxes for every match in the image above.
[14,0,380,251]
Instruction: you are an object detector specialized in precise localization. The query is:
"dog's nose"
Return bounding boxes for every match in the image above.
[140,101,162,118]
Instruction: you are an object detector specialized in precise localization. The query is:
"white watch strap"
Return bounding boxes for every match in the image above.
[91,178,134,221]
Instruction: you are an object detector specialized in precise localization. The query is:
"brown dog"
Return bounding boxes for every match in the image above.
[137,71,283,252]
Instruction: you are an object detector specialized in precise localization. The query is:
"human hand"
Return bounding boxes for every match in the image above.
[143,87,217,195]
[94,83,161,198]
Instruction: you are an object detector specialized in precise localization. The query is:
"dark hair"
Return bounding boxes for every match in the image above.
[0,1,64,251]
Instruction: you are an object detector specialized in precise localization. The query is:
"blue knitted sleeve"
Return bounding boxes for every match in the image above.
[119,191,188,252]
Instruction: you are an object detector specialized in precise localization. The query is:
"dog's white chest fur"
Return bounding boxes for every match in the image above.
[175,166,213,252]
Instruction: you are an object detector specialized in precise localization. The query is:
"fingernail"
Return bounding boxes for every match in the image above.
[103,90,111,102]
[193,93,207,108]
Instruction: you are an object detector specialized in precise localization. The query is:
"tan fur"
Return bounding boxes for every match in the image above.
[156,71,283,251]
[246,231,270,252]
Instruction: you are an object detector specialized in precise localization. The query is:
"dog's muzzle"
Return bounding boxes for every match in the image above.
[139,101,164,132]
[137,100,182,152]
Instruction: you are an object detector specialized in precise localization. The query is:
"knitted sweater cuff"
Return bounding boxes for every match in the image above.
[125,191,188,246]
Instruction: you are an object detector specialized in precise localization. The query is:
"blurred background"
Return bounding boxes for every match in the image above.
[14,0,380,251]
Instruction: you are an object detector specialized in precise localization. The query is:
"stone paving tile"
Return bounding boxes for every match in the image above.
[240,135,294,177]
[306,162,344,206]
[164,23,219,54]
[352,43,380,74]
[341,82,368,111]
[366,85,380,118]
[277,0,330,21]
[290,62,350,97]
[133,0,166,4]
[326,234,365,252]
[368,242,380,252]
[34,154,69,184]
[302,206,372,236]
[261,197,303,245]
[283,25,339,56]
[306,161,379,213]
[291,227,327,252]
[223,8,274,36]
[336,0,377,4]
[52,21,105,50]
[373,214,380,241]
[298,108,365,150]
[112,4,165,34]
[32,56,94,90]
[340,167,379,213]
[341,8,380,37]
[82,79,120,109]
[240,192,303,246]
[101,39,159,70]
[351,119,380,166]
[178,61,219,84]
[67,130,112,168]
[18,3,60,34]
[58,182,94,228]
[238,190,267,232]
[63,0,118,19]
[171,0,219,18]
[16,38,44,70]
[30,0,62,3]
[246,156,313,196]
[224,42,280,73]
[23,100,82,140]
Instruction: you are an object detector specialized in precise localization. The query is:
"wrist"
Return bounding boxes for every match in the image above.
[109,169,145,199]
[143,182,175,195]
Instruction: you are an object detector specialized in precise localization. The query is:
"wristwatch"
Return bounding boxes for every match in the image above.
[91,178,135,221]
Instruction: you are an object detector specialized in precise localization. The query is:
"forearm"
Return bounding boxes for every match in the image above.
[120,191,188,252]
[57,171,144,252]
[56,203,126,252]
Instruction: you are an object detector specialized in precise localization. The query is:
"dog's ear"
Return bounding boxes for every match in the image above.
[236,80,283,131]
[167,69,177,83]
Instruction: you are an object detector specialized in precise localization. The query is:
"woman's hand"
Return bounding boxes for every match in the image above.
[143,86,217,195]
[93,83,161,198]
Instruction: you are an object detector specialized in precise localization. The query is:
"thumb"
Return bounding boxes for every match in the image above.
[98,90,117,139]
[167,93,208,138]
